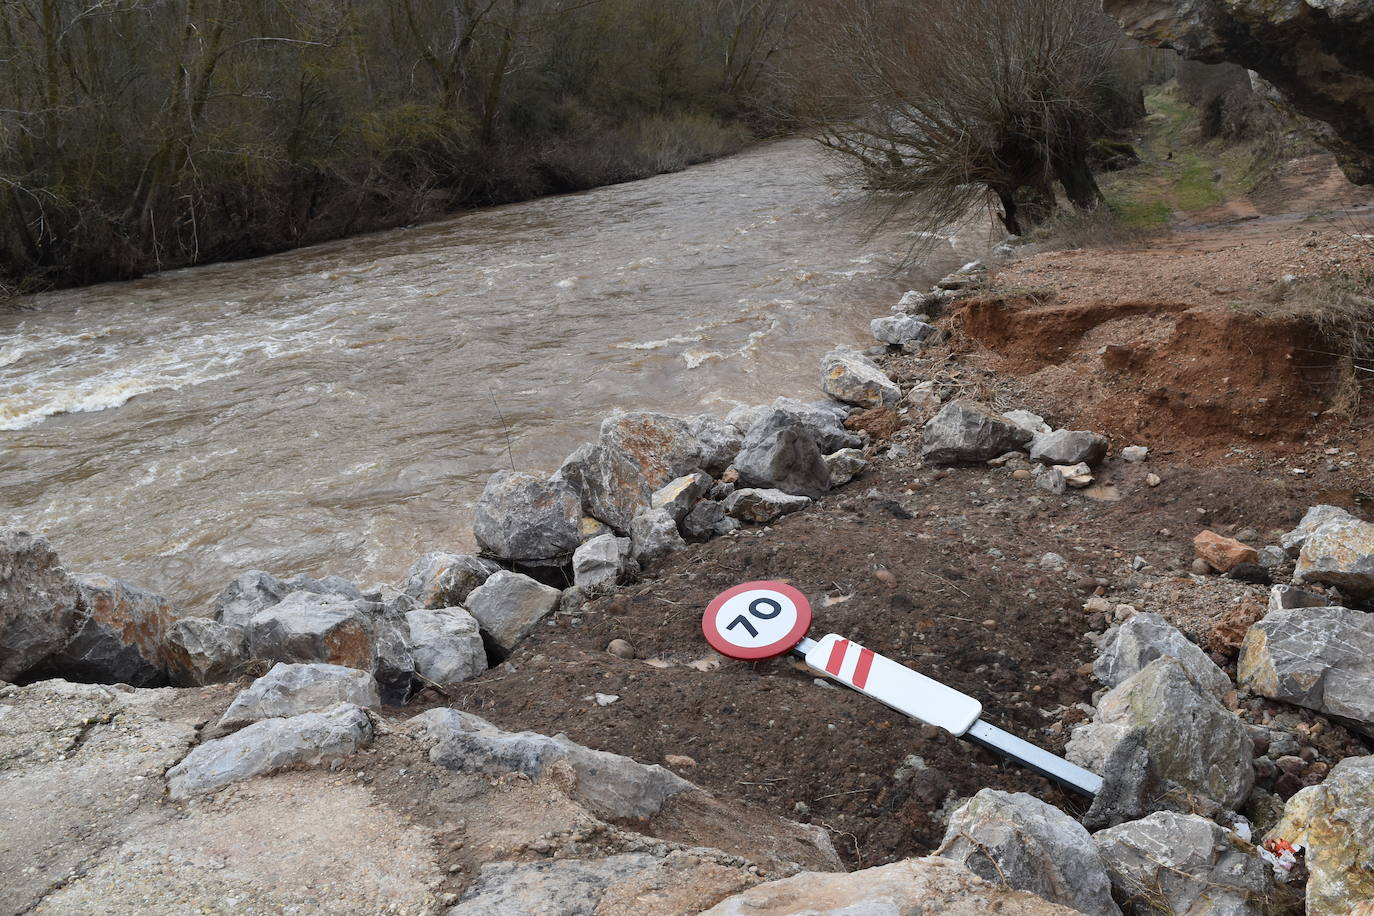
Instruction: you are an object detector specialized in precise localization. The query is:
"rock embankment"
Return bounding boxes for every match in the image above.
[4,259,1374,913]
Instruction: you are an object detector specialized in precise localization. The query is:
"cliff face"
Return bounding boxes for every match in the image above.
[1103,0,1374,184]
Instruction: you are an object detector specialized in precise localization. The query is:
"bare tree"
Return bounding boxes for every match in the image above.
[807,0,1123,236]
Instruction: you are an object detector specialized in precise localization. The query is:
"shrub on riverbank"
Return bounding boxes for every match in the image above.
[0,0,800,295]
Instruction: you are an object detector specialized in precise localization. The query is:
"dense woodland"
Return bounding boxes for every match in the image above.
[1,0,807,291]
[2,0,1162,294]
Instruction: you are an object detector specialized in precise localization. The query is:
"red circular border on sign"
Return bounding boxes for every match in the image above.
[702,580,813,660]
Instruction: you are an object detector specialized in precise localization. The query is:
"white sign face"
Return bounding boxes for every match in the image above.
[702,581,812,660]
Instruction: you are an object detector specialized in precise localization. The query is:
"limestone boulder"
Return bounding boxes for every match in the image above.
[766,397,861,453]
[405,609,487,687]
[0,528,81,682]
[702,856,1079,916]
[599,410,704,489]
[1095,612,1231,698]
[687,413,743,474]
[939,789,1119,916]
[246,592,377,671]
[723,488,812,524]
[572,533,636,589]
[369,610,417,705]
[820,346,901,408]
[39,574,177,687]
[213,569,361,629]
[823,448,868,487]
[871,314,942,348]
[463,571,561,654]
[922,401,1034,465]
[556,442,653,533]
[1294,513,1374,597]
[161,618,248,686]
[1094,812,1276,916]
[734,409,831,499]
[219,662,380,729]
[1269,754,1374,916]
[1281,505,1356,556]
[650,471,712,522]
[628,508,686,566]
[418,708,693,820]
[1068,656,1253,809]
[1237,605,1374,727]
[399,552,498,609]
[1030,430,1109,467]
[472,471,583,562]
[166,703,372,800]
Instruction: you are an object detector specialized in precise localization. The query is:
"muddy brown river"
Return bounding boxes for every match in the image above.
[1,140,979,607]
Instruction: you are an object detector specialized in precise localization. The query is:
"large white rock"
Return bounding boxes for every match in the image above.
[572,533,635,589]
[1238,605,1374,727]
[471,471,583,562]
[1269,754,1374,916]
[463,571,561,654]
[922,401,1033,465]
[819,346,901,408]
[1068,656,1253,809]
[166,703,372,799]
[734,409,832,499]
[219,662,380,728]
[940,789,1119,915]
[628,508,686,565]
[1030,429,1109,467]
[405,608,487,687]
[1280,504,1356,556]
[245,592,376,671]
[1094,812,1275,916]
[1293,512,1374,596]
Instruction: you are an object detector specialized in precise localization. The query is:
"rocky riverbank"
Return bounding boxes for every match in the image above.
[5,250,1374,913]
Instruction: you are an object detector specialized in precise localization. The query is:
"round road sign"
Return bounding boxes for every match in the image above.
[702,581,812,660]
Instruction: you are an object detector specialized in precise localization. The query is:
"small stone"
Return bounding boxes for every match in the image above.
[594,693,619,706]
[663,754,697,768]
[1011,469,1032,481]
[1002,409,1051,435]
[1145,473,1161,487]
[823,448,869,487]
[606,639,636,659]
[1035,467,1067,495]
[1121,446,1148,462]
[1040,553,1067,570]
[1190,558,1213,576]
[1256,546,1288,569]
[1053,462,1094,488]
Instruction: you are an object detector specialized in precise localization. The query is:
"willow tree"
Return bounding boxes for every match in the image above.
[808,0,1123,235]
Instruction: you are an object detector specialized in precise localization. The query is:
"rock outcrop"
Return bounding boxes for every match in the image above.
[1103,0,1374,185]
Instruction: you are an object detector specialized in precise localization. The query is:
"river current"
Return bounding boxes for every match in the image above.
[1,140,979,607]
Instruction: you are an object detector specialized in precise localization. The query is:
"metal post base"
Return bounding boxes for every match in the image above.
[964,718,1103,797]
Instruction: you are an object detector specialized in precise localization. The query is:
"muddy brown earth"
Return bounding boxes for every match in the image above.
[415,417,1372,868]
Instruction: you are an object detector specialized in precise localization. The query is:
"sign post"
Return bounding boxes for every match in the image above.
[702,580,1103,797]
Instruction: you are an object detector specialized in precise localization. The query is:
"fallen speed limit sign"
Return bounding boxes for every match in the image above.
[701,579,1105,797]
[701,581,812,660]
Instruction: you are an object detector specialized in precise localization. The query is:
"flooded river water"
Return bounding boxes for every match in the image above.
[1,140,978,606]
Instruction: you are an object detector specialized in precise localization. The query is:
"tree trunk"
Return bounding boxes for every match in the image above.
[1053,144,1104,211]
